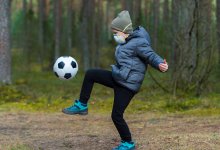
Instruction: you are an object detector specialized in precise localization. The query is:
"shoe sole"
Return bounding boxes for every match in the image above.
[112,147,135,150]
[112,146,135,150]
[62,109,88,115]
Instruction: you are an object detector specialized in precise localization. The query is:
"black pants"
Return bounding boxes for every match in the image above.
[79,68,136,142]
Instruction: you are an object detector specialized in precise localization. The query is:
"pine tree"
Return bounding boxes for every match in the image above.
[0,0,11,84]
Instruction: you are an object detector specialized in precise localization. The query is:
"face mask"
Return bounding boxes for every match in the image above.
[113,34,126,44]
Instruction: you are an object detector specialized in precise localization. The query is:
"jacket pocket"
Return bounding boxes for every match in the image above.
[111,65,131,81]
[119,66,131,80]
[128,72,145,83]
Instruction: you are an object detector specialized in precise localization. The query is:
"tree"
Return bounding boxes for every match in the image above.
[67,0,74,55]
[0,0,11,84]
[38,0,47,69]
[152,0,159,49]
[94,0,103,68]
[105,0,114,41]
[163,0,169,24]
[217,0,220,65]
[54,0,62,60]
[171,0,213,96]
[80,0,95,71]
[121,0,133,13]
[195,0,212,96]
[22,0,27,63]
[171,0,179,74]
[88,0,95,68]
[161,0,171,59]
[143,0,150,28]
[133,0,142,26]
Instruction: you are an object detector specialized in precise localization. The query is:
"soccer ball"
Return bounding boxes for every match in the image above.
[53,56,78,80]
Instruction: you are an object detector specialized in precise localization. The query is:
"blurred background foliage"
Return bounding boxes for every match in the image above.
[0,0,219,114]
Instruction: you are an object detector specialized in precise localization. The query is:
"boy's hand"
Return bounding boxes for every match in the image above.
[159,59,168,72]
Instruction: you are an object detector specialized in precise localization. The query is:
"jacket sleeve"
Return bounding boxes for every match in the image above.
[136,42,164,71]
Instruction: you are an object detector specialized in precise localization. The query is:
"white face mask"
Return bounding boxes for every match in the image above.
[113,34,126,44]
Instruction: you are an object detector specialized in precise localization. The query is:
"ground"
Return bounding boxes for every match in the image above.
[0,112,220,150]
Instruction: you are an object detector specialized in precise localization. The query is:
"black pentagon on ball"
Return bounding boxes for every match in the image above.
[58,61,65,69]
[54,72,59,78]
[64,73,72,79]
[71,61,76,68]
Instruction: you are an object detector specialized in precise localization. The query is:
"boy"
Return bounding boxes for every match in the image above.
[62,10,168,150]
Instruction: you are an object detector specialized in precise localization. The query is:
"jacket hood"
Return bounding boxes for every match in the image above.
[126,26,151,45]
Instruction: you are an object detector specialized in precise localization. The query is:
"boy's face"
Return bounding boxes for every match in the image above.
[111,29,128,38]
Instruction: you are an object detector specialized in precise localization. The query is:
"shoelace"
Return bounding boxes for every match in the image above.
[67,100,86,110]
[118,145,126,149]
[66,102,78,110]
[117,142,130,149]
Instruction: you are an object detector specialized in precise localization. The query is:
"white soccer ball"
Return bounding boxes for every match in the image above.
[53,56,78,80]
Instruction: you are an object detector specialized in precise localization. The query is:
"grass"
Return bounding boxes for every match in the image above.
[1,144,32,150]
[0,52,220,116]
[1,71,220,116]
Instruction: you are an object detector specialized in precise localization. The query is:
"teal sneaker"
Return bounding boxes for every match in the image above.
[62,99,88,115]
[112,141,135,150]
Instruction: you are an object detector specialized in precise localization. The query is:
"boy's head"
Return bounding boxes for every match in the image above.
[111,10,133,34]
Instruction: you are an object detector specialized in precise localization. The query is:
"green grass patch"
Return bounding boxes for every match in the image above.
[1,144,31,150]
[0,53,220,116]
[1,85,220,116]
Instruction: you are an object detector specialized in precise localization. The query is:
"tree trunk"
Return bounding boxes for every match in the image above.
[0,0,11,84]
[80,0,91,71]
[22,0,28,65]
[171,0,179,74]
[121,0,126,10]
[152,0,159,49]
[94,0,103,68]
[162,0,170,60]
[171,0,213,96]
[29,0,33,10]
[133,0,142,26]
[121,0,133,17]
[195,0,212,96]
[143,0,150,28]
[88,0,95,68]
[105,0,111,41]
[45,0,50,17]
[125,0,133,15]
[217,0,220,65]
[54,0,62,60]
[106,0,114,41]
[163,0,169,23]
[67,0,74,55]
[38,0,46,69]
[172,0,197,95]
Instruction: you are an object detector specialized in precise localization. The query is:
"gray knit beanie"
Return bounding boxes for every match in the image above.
[111,10,133,34]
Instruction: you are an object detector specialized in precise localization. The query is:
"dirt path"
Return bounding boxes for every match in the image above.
[0,112,220,150]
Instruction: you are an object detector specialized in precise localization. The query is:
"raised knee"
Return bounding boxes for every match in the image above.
[85,69,93,74]
[85,69,95,77]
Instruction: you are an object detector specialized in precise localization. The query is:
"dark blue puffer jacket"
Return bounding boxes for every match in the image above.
[111,26,164,93]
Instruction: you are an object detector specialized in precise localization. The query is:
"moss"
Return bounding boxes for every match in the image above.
[1,94,220,117]
[1,144,31,150]
[0,85,28,104]
[0,61,219,116]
